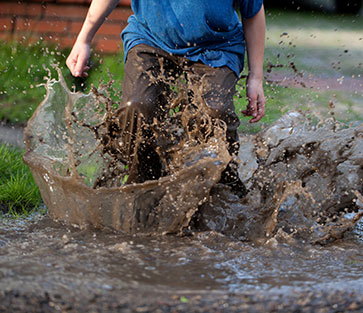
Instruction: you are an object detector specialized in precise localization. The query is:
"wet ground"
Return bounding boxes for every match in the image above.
[1,213,363,312]
[2,75,363,311]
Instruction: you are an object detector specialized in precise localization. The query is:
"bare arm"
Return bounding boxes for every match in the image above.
[242,5,266,123]
[66,0,119,77]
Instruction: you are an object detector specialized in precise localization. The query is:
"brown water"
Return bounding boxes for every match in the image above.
[22,73,363,242]
[1,212,362,298]
[4,71,362,307]
[22,72,232,235]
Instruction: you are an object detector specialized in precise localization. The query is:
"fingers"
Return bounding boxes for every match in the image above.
[242,94,266,123]
[74,54,89,77]
[78,66,90,78]
[243,77,266,123]
[249,98,265,123]
[66,55,86,77]
[66,43,91,77]
[66,54,78,76]
[242,94,257,118]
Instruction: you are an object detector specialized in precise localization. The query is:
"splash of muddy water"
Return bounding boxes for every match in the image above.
[23,73,362,245]
[197,113,363,245]
[23,73,230,235]
[2,73,362,310]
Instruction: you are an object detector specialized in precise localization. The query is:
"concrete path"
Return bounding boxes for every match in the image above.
[0,123,24,148]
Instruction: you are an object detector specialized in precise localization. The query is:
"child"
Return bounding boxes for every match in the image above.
[66,0,266,196]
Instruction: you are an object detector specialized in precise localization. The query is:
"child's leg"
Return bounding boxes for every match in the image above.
[120,44,173,121]
[119,44,175,183]
[188,63,240,156]
[187,63,246,197]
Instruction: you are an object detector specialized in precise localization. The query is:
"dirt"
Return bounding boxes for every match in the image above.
[1,289,362,313]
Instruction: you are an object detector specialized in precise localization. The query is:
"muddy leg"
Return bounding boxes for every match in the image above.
[119,44,175,183]
[187,64,246,197]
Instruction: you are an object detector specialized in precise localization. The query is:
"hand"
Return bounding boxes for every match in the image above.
[66,40,91,77]
[242,76,266,123]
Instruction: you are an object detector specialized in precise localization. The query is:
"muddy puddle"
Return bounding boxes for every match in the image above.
[0,211,363,312]
[0,213,363,311]
[2,71,363,311]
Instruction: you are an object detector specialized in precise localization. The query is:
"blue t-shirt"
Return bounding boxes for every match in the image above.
[121,0,263,76]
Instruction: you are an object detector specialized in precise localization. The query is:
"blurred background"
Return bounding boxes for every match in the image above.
[266,0,362,14]
[0,0,362,130]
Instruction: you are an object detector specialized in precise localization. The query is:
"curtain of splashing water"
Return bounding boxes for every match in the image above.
[23,71,363,245]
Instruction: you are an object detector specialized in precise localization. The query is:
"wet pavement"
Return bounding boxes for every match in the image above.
[0,213,363,312]
[0,123,24,148]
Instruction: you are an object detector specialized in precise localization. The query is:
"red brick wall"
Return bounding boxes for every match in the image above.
[0,0,132,52]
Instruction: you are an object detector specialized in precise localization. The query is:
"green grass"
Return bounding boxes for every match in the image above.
[0,39,124,124]
[0,144,42,216]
